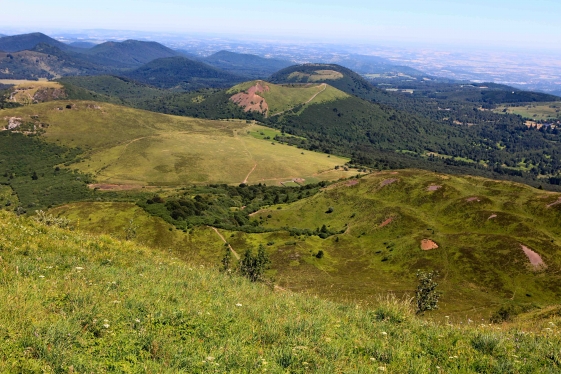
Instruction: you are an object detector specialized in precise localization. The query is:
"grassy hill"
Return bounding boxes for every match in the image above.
[138,77,561,189]
[0,44,115,80]
[203,50,292,79]
[1,101,354,186]
[228,80,349,116]
[82,40,182,67]
[270,63,392,103]
[48,169,561,320]
[123,56,244,90]
[0,32,73,52]
[247,169,561,316]
[2,210,560,372]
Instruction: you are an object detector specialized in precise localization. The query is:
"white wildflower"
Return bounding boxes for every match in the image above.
[103,323,110,329]
[236,303,243,307]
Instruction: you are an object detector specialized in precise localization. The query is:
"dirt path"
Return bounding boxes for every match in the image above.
[211,227,240,260]
[243,163,257,184]
[270,83,327,117]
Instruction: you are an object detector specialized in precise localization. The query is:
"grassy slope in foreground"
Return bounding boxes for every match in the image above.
[1,101,353,186]
[1,210,561,372]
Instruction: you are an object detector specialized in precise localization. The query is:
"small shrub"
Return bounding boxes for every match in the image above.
[415,271,440,314]
[471,334,499,355]
[33,210,70,229]
[315,250,324,259]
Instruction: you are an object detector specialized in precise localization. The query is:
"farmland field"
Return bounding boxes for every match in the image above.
[494,102,561,120]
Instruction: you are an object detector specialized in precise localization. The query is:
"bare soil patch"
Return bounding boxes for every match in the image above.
[379,217,393,228]
[380,178,398,187]
[421,239,439,251]
[88,184,143,191]
[520,244,547,270]
[230,82,270,114]
[466,197,481,202]
[346,179,359,186]
[427,185,442,191]
[546,197,561,208]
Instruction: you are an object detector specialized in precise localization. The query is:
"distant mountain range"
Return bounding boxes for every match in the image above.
[202,50,292,79]
[68,41,97,49]
[122,56,244,90]
[81,40,182,67]
[0,32,74,52]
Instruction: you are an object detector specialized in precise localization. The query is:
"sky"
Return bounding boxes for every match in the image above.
[2,0,560,51]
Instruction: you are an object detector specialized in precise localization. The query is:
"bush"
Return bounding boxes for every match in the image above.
[33,210,70,229]
[415,271,440,314]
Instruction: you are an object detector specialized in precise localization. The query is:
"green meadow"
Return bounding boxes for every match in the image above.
[1,210,561,372]
[494,102,561,120]
[49,169,561,320]
[1,101,353,186]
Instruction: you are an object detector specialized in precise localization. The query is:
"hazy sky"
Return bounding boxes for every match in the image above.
[3,0,560,50]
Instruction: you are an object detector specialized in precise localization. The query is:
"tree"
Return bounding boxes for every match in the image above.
[239,244,270,282]
[221,244,232,273]
[415,271,441,314]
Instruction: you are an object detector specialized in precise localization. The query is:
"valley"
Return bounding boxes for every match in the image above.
[0,26,561,372]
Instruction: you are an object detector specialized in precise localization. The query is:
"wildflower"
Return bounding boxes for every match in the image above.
[370,357,376,361]
[75,267,84,271]
[236,303,243,307]
[381,331,387,336]
[135,319,141,323]
[378,367,386,371]
[206,356,215,361]
[103,323,110,329]
[39,275,45,278]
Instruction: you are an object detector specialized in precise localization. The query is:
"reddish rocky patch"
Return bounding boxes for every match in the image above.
[230,82,270,114]
[379,217,393,228]
[380,178,398,187]
[346,179,359,186]
[427,185,442,191]
[421,239,439,251]
[520,244,547,270]
[466,197,481,202]
[488,214,498,220]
